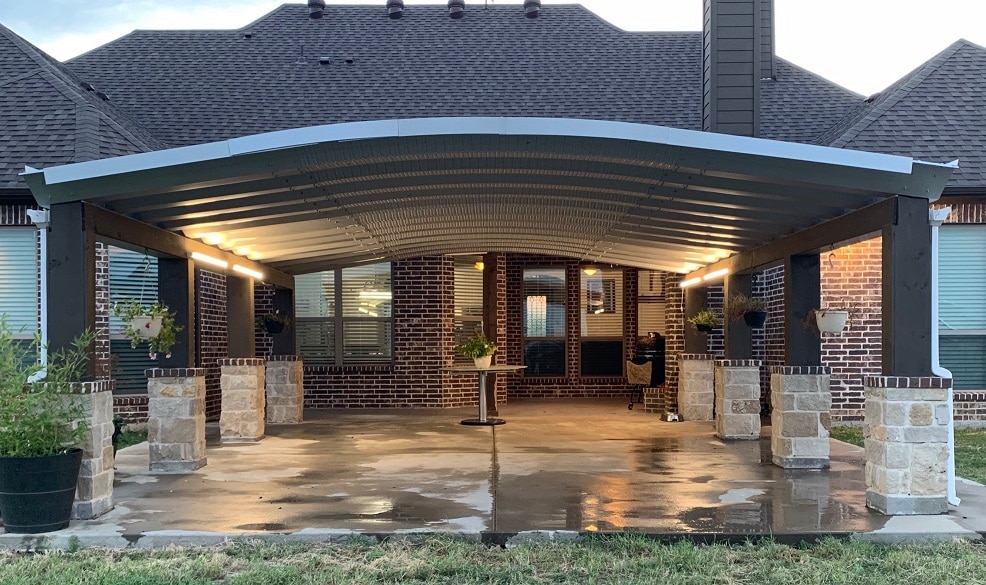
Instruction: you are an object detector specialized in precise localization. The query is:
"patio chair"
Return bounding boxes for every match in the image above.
[626,359,652,410]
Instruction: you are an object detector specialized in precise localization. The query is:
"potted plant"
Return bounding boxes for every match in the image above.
[0,320,95,534]
[687,308,720,333]
[726,292,768,328]
[256,310,292,335]
[807,299,863,335]
[113,300,181,360]
[455,332,498,369]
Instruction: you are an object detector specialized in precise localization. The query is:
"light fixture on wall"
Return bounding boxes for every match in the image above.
[474,261,485,271]
[233,264,264,280]
[190,251,229,269]
[702,268,729,282]
[582,266,598,276]
[678,277,701,288]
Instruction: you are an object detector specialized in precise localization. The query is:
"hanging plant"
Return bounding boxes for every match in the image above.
[687,308,720,333]
[113,300,181,360]
[255,310,292,335]
[726,292,768,328]
[804,299,863,336]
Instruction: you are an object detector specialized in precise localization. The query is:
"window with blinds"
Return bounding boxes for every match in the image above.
[0,228,38,337]
[637,270,666,337]
[580,267,623,376]
[295,264,392,365]
[108,246,159,393]
[939,225,986,390]
[523,268,566,376]
[454,256,484,360]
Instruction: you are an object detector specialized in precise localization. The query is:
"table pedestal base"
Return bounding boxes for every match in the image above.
[460,418,506,426]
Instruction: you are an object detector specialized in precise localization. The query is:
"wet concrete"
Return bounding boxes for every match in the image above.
[26,399,986,545]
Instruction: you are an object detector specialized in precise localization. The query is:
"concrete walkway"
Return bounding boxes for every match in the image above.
[3,399,983,548]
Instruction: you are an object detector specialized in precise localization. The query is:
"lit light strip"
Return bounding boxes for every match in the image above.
[679,277,702,288]
[232,264,264,280]
[702,268,730,281]
[190,251,228,269]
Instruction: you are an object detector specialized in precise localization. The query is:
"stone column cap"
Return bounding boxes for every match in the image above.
[769,366,831,375]
[217,358,266,366]
[680,354,717,361]
[864,376,952,389]
[714,359,762,368]
[267,355,304,362]
[146,368,208,378]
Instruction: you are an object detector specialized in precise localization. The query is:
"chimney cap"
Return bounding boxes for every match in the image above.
[387,0,404,19]
[308,0,326,19]
[448,0,465,19]
[524,0,541,18]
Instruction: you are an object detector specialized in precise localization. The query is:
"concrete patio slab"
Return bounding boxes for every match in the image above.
[0,399,982,549]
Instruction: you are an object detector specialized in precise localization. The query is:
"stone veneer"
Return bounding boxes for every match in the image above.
[266,356,304,424]
[714,360,762,440]
[68,380,115,519]
[219,358,266,443]
[864,376,951,515]
[678,354,715,422]
[769,366,831,469]
[146,368,207,472]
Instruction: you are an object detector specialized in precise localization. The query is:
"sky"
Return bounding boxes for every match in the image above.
[0,0,983,96]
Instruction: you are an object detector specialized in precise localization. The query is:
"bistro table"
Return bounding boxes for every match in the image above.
[443,364,526,426]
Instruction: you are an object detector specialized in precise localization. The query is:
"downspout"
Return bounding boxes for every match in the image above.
[929,206,959,506]
[26,208,49,374]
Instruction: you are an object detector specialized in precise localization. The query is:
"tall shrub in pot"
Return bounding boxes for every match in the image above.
[0,319,95,533]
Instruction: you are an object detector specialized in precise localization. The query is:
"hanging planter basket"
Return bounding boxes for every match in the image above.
[814,310,849,334]
[130,316,163,339]
[696,323,714,333]
[264,321,285,335]
[743,310,767,328]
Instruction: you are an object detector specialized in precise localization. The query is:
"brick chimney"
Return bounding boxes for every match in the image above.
[702,0,775,137]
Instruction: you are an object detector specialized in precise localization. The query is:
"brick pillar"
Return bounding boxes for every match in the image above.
[642,387,664,414]
[679,354,715,421]
[219,358,266,443]
[265,356,304,424]
[146,368,207,472]
[69,380,115,519]
[769,366,831,469]
[864,376,951,515]
[714,360,762,440]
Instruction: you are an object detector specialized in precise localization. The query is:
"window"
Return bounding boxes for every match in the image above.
[939,225,986,390]
[523,268,566,375]
[454,256,484,361]
[580,267,623,376]
[0,228,38,338]
[108,246,159,393]
[637,270,666,337]
[296,263,392,365]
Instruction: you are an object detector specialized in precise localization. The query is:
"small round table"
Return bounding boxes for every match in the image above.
[443,364,526,425]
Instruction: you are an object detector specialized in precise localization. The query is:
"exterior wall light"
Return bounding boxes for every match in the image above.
[474,261,485,271]
[233,265,264,280]
[582,266,598,276]
[190,251,229,269]
[679,277,702,288]
[702,268,730,281]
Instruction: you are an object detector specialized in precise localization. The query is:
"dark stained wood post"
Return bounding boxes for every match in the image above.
[157,257,195,368]
[684,286,709,354]
[723,273,753,359]
[784,253,821,366]
[272,287,296,356]
[882,196,933,376]
[226,274,256,358]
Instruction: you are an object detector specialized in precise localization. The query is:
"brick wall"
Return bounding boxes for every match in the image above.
[113,394,149,423]
[94,242,111,378]
[756,266,786,405]
[663,272,684,413]
[196,268,227,420]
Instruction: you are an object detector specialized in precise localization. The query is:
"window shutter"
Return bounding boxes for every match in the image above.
[940,226,986,330]
[0,229,38,335]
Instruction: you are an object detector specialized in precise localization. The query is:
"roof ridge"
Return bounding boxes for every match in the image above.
[824,40,967,149]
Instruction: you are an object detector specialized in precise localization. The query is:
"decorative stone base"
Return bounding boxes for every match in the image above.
[714,360,762,440]
[266,356,304,424]
[219,359,266,443]
[864,375,951,515]
[679,355,715,422]
[147,368,207,473]
[72,495,113,520]
[66,381,116,519]
[769,367,831,469]
[150,458,207,473]
[773,457,830,469]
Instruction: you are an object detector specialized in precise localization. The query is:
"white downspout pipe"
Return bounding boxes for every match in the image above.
[929,206,959,506]
[26,209,49,376]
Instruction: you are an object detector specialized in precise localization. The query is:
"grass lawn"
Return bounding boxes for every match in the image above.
[830,427,986,485]
[0,537,984,584]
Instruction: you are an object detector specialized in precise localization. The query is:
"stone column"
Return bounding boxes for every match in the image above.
[219,358,266,443]
[714,360,762,440]
[864,376,951,515]
[769,366,831,469]
[69,380,115,519]
[265,356,304,424]
[146,368,207,472]
[679,354,715,421]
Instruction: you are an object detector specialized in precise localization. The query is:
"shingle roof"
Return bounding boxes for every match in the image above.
[819,39,986,190]
[0,23,166,189]
[65,3,859,148]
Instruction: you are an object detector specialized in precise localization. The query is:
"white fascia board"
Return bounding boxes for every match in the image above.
[40,141,232,186]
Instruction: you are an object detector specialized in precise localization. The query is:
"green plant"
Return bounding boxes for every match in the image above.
[725,292,767,320]
[255,310,292,330]
[0,318,96,458]
[455,332,497,358]
[687,308,720,329]
[112,299,181,359]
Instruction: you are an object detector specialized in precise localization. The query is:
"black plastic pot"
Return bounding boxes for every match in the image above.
[264,321,285,335]
[0,448,82,534]
[743,310,767,328]
[696,323,713,333]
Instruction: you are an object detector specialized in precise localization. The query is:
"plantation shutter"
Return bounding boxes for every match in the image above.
[939,225,986,330]
[0,228,38,336]
[295,272,335,365]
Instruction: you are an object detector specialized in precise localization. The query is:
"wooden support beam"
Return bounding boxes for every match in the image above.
[47,202,97,378]
[684,287,709,354]
[271,287,296,356]
[157,257,195,368]
[784,254,820,366]
[226,275,255,359]
[723,273,753,359]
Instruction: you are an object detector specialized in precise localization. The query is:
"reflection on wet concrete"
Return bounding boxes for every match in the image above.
[107,399,895,536]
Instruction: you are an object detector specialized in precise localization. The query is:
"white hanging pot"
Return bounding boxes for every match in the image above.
[814,310,849,334]
[131,316,163,340]
[473,355,493,369]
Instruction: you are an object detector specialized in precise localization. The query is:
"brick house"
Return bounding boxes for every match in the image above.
[0,1,983,427]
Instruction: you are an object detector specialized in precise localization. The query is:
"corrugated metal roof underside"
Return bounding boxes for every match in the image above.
[24,119,954,275]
